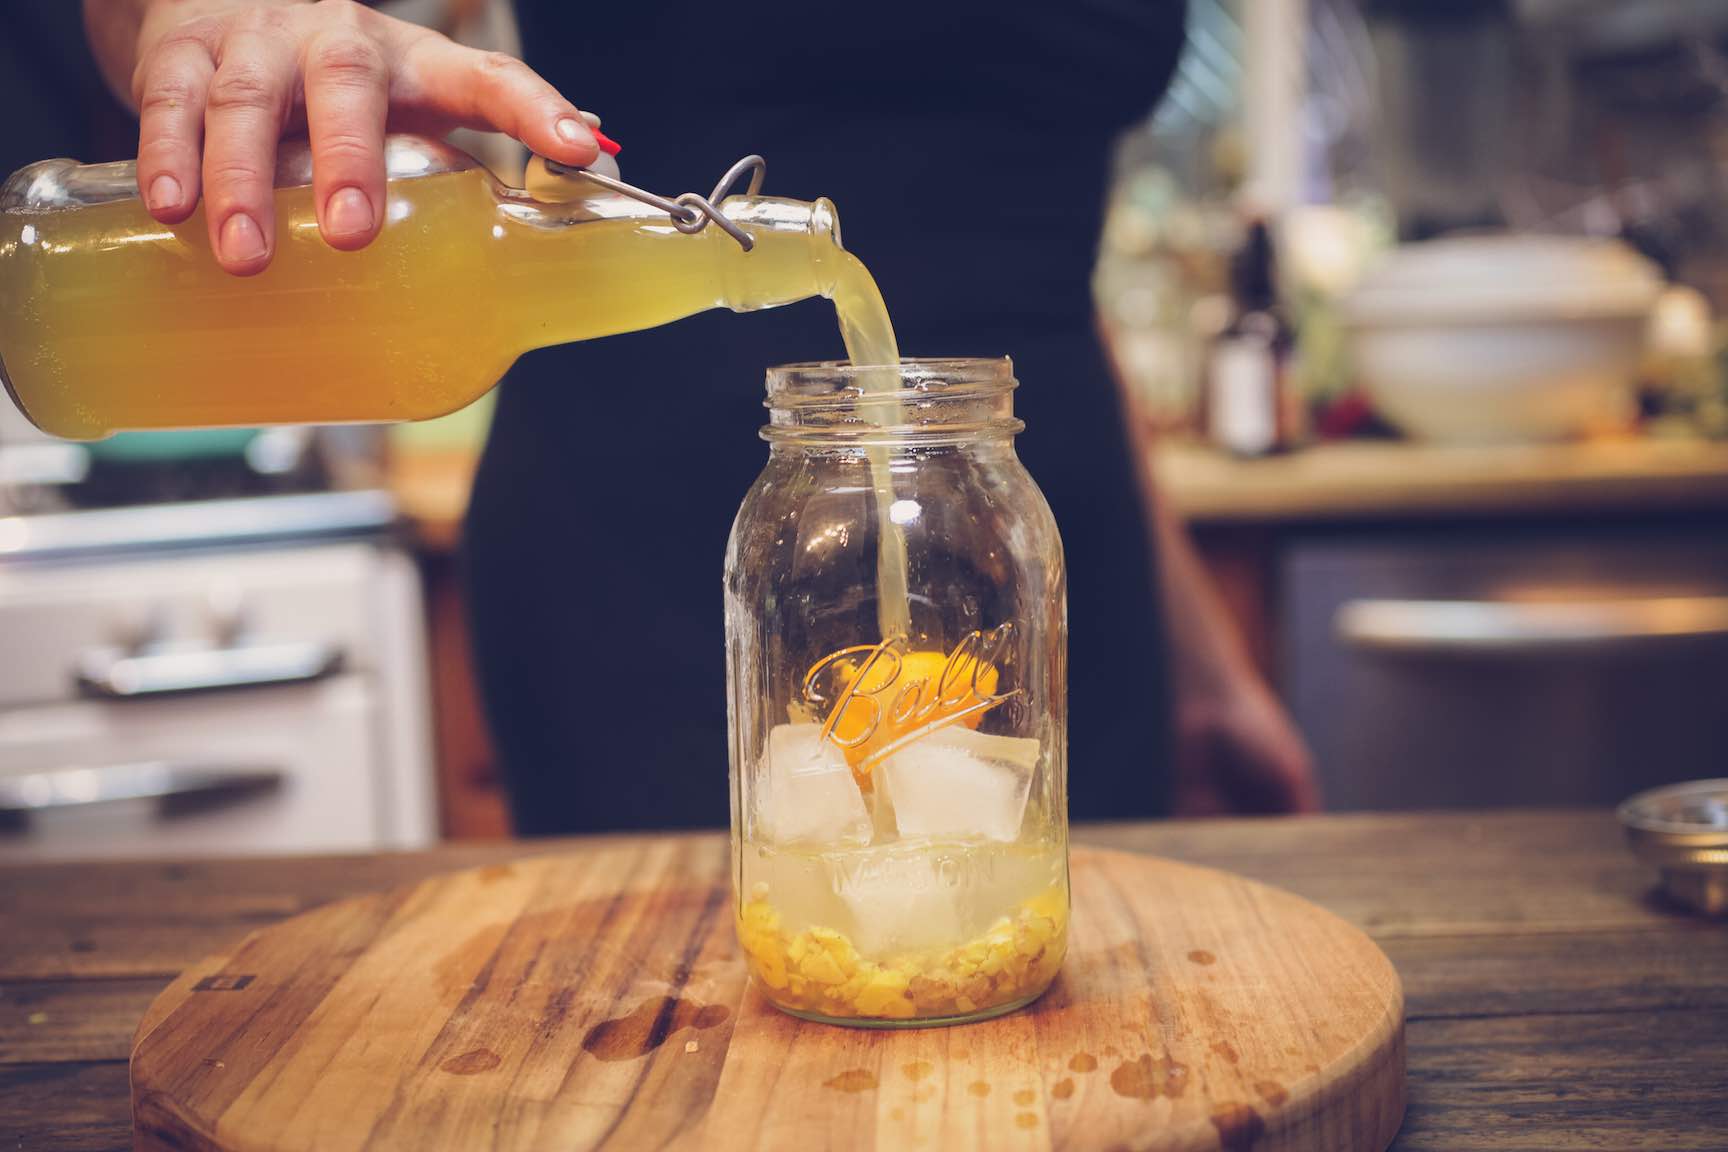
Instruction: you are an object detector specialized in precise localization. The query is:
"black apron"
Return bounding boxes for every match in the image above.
[468,0,1187,832]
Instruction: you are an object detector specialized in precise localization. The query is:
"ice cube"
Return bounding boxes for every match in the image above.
[878,727,1039,843]
[832,842,963,956]
[754,723,873,848]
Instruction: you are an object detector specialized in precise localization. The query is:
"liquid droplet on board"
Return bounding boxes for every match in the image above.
[440,1048,501,1075]
[581,997,731,1062]
[824,1069,879,1093]
[1110,1053,1188,1100]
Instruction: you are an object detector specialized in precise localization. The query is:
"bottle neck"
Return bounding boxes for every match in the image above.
[713,197,846,313]
[495,191,844,352]
[1231,219,1280,315]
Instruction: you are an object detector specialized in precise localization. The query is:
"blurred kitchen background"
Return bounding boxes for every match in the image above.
[4,0,1728,856]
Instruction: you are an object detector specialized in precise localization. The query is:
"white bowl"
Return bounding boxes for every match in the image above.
[1343,235,1662,442]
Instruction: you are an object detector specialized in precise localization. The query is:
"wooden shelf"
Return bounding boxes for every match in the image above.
[1155,438,1728,524]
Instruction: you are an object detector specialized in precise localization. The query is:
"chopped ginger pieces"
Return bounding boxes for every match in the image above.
[736,887,1066,1022]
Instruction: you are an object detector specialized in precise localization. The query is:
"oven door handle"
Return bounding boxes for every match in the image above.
[75,640,343,699]
[1337,596,1728,656]
[0,762,283,814]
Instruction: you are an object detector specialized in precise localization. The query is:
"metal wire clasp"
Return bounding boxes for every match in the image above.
[540,154,768,252]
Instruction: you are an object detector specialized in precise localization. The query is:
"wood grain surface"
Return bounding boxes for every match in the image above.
[4,811,1725,1150]
[124,845,1404,1151]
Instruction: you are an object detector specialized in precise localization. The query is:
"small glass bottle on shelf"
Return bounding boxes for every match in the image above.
[1205,218,1298,456]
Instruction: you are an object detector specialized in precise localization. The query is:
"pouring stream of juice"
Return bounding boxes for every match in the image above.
[828,265,912,644]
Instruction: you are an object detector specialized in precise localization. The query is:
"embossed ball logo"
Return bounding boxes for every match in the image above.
[801,622,1023,774]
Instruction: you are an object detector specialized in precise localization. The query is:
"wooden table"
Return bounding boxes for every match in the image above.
[3,810,1724,1150]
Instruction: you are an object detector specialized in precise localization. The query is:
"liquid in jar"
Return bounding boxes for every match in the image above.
[728,360,1070,1026]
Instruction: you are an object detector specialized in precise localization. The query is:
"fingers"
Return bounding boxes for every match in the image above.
[1253,702,1322,813]
[133,19,220,224]
[302,30,388,250]
[396,36,597,167]
[1282,754,1322,813]
[201,13,299,275]
[1172,695,1321,816]
[129,3,592,275]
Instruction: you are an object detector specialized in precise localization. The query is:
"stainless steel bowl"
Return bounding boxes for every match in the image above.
[1618,778,1728,917]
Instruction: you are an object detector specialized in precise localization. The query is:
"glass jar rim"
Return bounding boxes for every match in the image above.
[761,357,1021,445]
[765,356,1014,402]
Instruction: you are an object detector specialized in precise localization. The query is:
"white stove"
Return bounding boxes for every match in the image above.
[0,491,436,859]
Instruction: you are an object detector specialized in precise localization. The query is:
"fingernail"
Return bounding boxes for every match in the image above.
[555,116,596,150]
[219,213,268,264]
[146,174,182,212]
[326,187,374,237]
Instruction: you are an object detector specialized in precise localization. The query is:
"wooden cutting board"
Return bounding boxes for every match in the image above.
[130,842,1405,1150]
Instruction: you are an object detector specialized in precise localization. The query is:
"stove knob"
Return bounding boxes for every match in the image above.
[205,586,251,649]
[113,603,168,655]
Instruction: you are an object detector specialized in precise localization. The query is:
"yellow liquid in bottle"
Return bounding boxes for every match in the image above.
[0,168,846,439]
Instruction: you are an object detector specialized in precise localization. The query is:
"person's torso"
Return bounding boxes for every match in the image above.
[470,0,1185,828]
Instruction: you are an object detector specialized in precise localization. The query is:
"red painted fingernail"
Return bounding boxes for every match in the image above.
[592,128,620,156]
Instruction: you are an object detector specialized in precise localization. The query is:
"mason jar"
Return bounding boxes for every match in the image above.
[726,357,1068,1026]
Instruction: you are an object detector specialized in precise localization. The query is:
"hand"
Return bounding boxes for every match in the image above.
[116,0,598,274]
[1109,390,1321,816]
[1170,676,1320,817]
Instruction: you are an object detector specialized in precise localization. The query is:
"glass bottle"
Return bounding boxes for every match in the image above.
[1204,218,1297,456]
[726,358,1069,1027]
[0,136,844,440]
